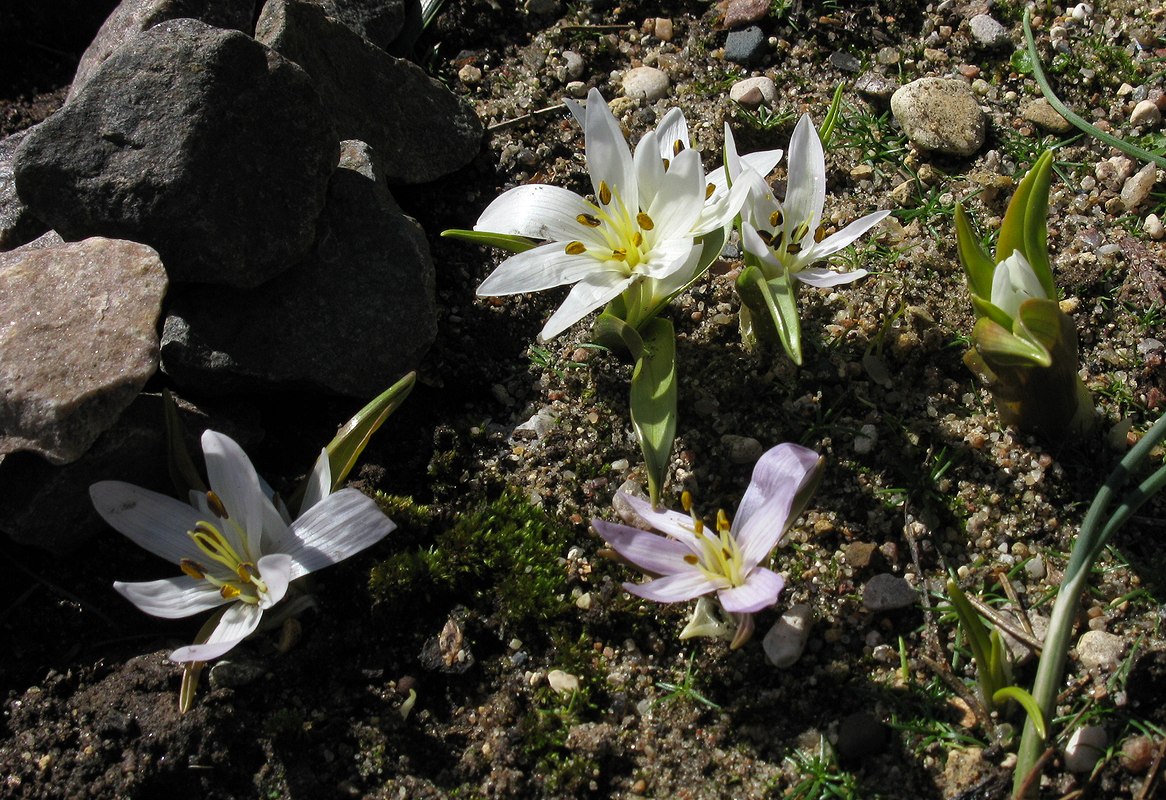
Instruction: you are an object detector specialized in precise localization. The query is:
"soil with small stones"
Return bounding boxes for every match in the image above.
[3,1,1166,798]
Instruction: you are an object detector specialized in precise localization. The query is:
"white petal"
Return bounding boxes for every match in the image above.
[991,250,1047,319]
[794,266,868,287]
[740,221,785,274]
[169,602,263,663]
[593,519,693,576]
[733,443,823,568]
[476,241,603,296]
[794,210,890,268]
[783,114,827,237]
[256,553,292,608]
[615,492,701,548]
[91,481,205,565]
[717,567,784,613]
[645,148,705,238]
[636,237,702,282]
[642,244,702,304]
[739,149,784,183]
[201,431,266,559]
[563,96,588,128]
[584,88,637,208]
[299,449,332,514]
[114,576,226,619]
[475,184,598,242]
[538,270,632,340]
[624,570,720,604]
[695,165,754,235]
[653,106,689,162]
[634,129,667,210]
[282,488,396,580]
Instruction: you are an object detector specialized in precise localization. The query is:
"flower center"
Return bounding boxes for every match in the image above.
[680,494,747,588]
[180,491,268,604]
[564,181,654,272]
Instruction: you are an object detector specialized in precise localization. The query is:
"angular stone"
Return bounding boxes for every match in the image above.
[1076,629,1127,671]
[256,0,481,184]
[0,129,48,251]
[1021,98,1073,134]
[160,140,436,397]
[724,26,766,66]
[891,78,985,157]
[308,0,418,52]
[68,0,257,101]
[14,18,338,287]
[0,237,167,465]
[862,573,917,611]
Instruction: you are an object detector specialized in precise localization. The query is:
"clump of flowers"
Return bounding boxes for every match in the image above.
[592,443,823,649]
[955,150,1093,440]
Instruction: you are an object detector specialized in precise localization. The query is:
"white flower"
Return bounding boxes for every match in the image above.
[91,431,396,663]
[474,88,747,340]
[990,250,1047,320]
[738,114,889,287]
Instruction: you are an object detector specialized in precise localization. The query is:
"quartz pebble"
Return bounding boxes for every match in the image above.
[1121,162,1157,210]
[1145,213,1165,239]
[762,604,812,667]
[729,76,777,109]
[1076,629,1126,671]
[969,14,1010,49]
[621,66,670,102]
[1131,99,1162,128]
[547,669,580,695]
[1064,725,1108,773]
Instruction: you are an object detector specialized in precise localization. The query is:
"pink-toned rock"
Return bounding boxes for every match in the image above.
[717,0,769,29]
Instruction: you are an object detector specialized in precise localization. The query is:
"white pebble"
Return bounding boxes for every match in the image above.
[621,66,670,102]
[1121,162,1158,211]
[1144,213,1165,239]
[1064,725,1108,773]
[1130,99,1162,129]
[763,604,813,668]
[546,669,580,695]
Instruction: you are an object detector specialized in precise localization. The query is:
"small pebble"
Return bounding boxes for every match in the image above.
[853,424,878,455]
[969,14,1010,49]
[724,26,767,66]
[862,573,917,611]
[622,66,670,102]
[457,64,482,85]
[1144,213,1165,239]
[1077,630,1126,671]
[729,76,777,109]
[722,434,763,464]
[1120,735,1154,773]
[762,603,812,668]
[1131,99,1163,128]
[1024,555,1046,580]
[1121,162,1158,210]
[562,50,585,81]
[547,669,580,695]
[651,17,673,41]
[1064,725,1108,773]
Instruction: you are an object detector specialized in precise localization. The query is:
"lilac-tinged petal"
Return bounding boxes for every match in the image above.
[477,241,604,296]
[717,567,785,613]
[794,266,869,287]
[91,481,205,565]
[783,114,826,236]
[623,570,720,604]
[794,210,890,267]
[256,553,292,608]
[201,431,266,558]
[282,488,396,580]
[593,519,693,576]
[583,88,637,207]
[169,602,263,663]
[113,576,226,619]
[475,184,598,242]
[538,270,632,340]
[733,443,823,568]
[614,492,701,547]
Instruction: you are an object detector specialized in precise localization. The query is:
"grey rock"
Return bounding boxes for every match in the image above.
[724,26,766,66]
[14,19,338,287]
[862,573,917,611]
[621,66,670,102]
[0,129,48,251]
[969,14,1010,49]
[305,0,415,52]
[0,237,167,465]
[68,0,257,101]
[256,0,481,184]
[854,71,897,104]
[728,76,777,109]
[1077,630,1127,671]
[160,140,435,397]
[721,434,763,464]
[890,78,985,157]
[827,50,861,73]
[763,603,812,668]
[1021,98,1073,134]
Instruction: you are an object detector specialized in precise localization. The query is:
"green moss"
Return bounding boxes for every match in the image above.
[368,489,572,626]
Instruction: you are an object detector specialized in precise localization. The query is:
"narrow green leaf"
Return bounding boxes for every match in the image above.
[992,686,1047,741]
[440,228,539,253]
[325,372,416,492]
[970,293,1014,332]
[955,204,996,301]
[735,263,802,365]
[997,165,1036,268]
[945,579,999,701]
[1021,152,1056,297]
[163,389,207,497]
[818,83,846,148]
[972,317,1052,368]
[630,318,677,507]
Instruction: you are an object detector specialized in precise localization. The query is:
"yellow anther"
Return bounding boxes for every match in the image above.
[673,139,684,156]
[577,213,601,227]
[815,225,827,243]
[693,518,705,536]
[598,181,612,205]
[206,491,229,519]
[787,243,802,255]
[180,559,206,580]
[236,562,261,584]
[220,584,242,600]
[633,231,643,247]
[706,183,715,199]
[770,210,783,228]
[683,554,699,565]
[636,212,654,230]
[610,248,627,261]
[681,491,693,512]
[662,158,670,170]
[717,509,731,533]
[565,241,586,256]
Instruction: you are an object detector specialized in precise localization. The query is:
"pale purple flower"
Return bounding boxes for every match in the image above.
[593,443,822,646]
[91,431,396,663]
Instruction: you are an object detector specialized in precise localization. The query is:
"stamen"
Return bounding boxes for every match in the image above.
[706,183,715,199]
[787,243,802,255]
[220,584,242,599]
[693,518,705,536]
[770,210,783,228]
[576,213,601,227]
[636,212,654,230]
[757,230,774,246]
[180,559,206,580]
[672,139,684,156]
[722,547,733,561]
[610,248,627,261]
[681,491,693,512]
[206,491,229,519]
[598,181,612,205]
[683,554,699,565]
[565,241,586,255]
[717,509,731,533]
[662,158,670,170]
[815,225,827,243]
[236,562,261,584]
[792,222,809,243]
[633,231,643,247]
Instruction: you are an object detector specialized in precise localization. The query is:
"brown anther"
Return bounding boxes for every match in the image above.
[237,562,261,583]
[633,232,643,247]
[598,181,612,205]
[673,138,684,156]
[706,183,715,199]
[757,230,774,247]
[683,554,699,565]
[565,241,587,256]
[636,212,654,230]
[815,225,827,243]
[787,242,802,255]
[576,213,601,227]
[662,158,670,170]
[180,558,206,580]
[770,210,783,228]
[721,547,732,560]
[206,491,229,519]
[610,248,627,261]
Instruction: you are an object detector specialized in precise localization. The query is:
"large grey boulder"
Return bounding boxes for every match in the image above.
[256,0,481,184]
[890,77,985,157]
[68,0,258,101]
[0,129,48,251]
[0,237,167,465]
[161,140,436,397]
[13,18,339,287]
[305,0,419,52]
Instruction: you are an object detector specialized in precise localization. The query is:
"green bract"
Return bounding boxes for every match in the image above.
[955,150,1093,441]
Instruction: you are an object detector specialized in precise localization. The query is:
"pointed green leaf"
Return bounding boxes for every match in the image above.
[1015,297,1068,353]
[735,262,802,365]
[325,372,416,492]
[955,204,996,302]
[1021,152,1056,297]
[440,228,539,253]
[992,686,1047,741]
[818,83,846,148]
[970,293,1014,332]
[972,317,1052,368]
[592,311,644,359]
[997,169,1035,268]
[163,389,207,497]
[945,578,1000,700]
[630,318,677,507]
